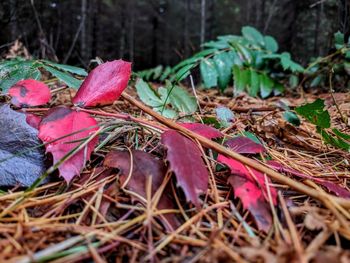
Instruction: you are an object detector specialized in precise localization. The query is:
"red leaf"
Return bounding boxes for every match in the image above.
[8,79,51,107]
[161,130,208,207]
[104,150,178,231]
[72,60,131,107]
[267,160,350,198]
[38,106,99,183]
[225,136,265,154]
[25,113,41,130]
[218,155,277,204]
[228,175,272,232]
[218,154,277,232]
[178,123,223,139]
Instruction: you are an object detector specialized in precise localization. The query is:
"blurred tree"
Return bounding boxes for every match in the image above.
[0,0,344,69]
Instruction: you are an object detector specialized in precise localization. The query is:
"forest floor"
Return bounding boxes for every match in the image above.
[1,85,350,262]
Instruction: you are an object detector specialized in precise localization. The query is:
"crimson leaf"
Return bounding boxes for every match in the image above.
[218,154,277,232]
[178,122,223,139]
[161,130,208,207]
[225,136,265,154]
[38,106,99,183]
[72,60,131,107]
[8,79,51,107]
[104,150,178,231]
[228,175,272,232]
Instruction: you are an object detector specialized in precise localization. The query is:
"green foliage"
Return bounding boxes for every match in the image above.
[135,78,197,119]
[296,99,350,151]
[136,65,172,82]
[295,99,330,128]
[283,111,300,126]
[304,32,350,89]
[171,26,304,97]
[0,58,87,91]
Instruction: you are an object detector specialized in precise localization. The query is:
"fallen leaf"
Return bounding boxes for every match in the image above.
[267,160,350,198]
[104,150,178,231]
[38,106,99,183]
[161,130,208,207]
[25,113,41,130]
[0,104,46,187]
[8,79,51,107]
[225,136,265,154]
[218,155,277,204]
[178,122,223,139]
[72,60,131,107]
[218,154,276,232]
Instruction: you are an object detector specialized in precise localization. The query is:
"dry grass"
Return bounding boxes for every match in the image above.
[1,87,350,262]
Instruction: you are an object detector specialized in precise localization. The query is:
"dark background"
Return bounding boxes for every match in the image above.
[0,0,348,70]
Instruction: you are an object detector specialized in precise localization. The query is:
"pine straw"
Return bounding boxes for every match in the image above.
[1,87,350,262]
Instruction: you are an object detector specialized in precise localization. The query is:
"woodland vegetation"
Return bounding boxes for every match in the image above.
[1,0,350,262]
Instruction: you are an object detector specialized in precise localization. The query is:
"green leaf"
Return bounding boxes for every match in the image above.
[135,78,163,108]
[152,65,163,80]
[155,108,178,119]
[0,61,41,92]
[172,57,200,73]
[289,75,299,88]
[200,59,218,88]
[283,111,300,126]
[295,99,331,128]
[193,48,218,58]
[242,26,265,47]
[249,69,259,97]
[160,66,172,81]
[172,64,194,82]
[264,36,278,52]
[43,65,82,89]
[41,60,88,76]
[273,82,284,96]
[333,128,350,141]
[260,74,273,98]
[233,66,250,94]
[241,131,263,145]
[334,31,344,49]
[162,83,197,114]
[320,129,350,151]
[213,51,235,91]
[231,42,252,64]
[280,52,304,72]
[233,65,242,92]
[310,75,323,87]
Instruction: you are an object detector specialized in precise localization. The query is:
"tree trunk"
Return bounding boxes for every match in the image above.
[200,0,206,47]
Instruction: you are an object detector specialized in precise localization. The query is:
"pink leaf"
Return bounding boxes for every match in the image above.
[178,123,223,139]
[38,106,99,183]
[267,160,350,198]
[8,79,51,107]
[218,154,277,232]
[228,175,272,232]
[104,150,178,231]
[72,60,131,107]
[161,130,208,207]
[225,136,265,154]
